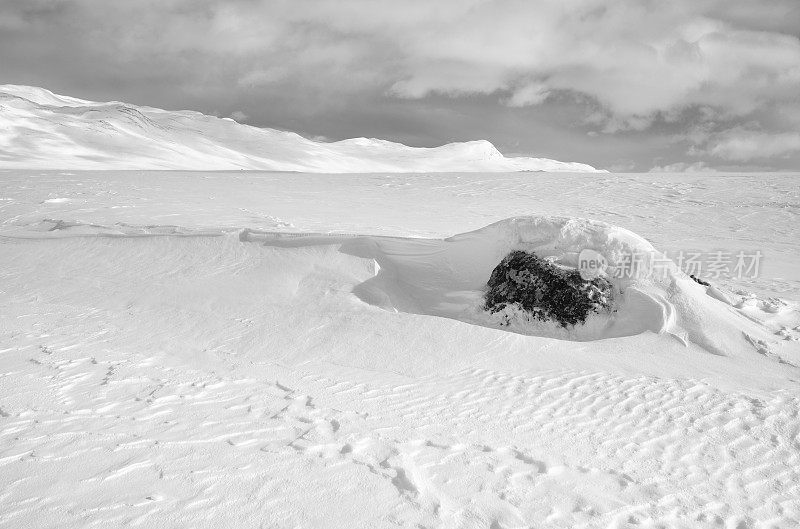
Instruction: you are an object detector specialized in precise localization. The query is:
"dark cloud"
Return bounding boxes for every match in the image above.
[1,0,799,171]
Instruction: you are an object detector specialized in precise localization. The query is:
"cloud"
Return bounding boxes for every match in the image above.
[377,0,800,125]
[4,0,798,121]
[649,161,717,173]
[504,83,551,107]
[229,110,248,122]
[704,129,800,161]
[237,67,289,89]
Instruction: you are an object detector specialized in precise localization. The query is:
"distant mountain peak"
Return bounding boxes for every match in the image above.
[0,85,604,172]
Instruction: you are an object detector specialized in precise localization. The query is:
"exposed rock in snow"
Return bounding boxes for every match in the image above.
[484,250,615,327]
[0,85,603,172]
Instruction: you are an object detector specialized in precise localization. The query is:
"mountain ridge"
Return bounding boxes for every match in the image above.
[0,85,604,172]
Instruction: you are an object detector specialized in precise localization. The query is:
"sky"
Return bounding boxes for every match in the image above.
[2,0,799,171]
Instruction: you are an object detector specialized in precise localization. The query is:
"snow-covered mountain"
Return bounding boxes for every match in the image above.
[0,85,602,172]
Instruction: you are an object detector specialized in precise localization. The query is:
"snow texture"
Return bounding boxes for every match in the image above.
[1,170,799,528]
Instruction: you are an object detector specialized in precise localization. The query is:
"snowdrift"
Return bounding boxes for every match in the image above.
[0,85,602,172]
[4,210,782,358]
[240,216,779,358]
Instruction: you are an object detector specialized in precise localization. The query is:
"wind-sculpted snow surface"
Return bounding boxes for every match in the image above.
[268,216,776,359]
[16,213,789,356]
[0,85,602,172]
[2,179,800,528]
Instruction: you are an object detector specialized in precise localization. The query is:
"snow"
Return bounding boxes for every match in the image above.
[0,85,602,173]
[328,217,704,344]
[1,170,799,528]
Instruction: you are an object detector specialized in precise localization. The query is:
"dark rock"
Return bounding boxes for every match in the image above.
[484,250,614,327]
[689,274,710,287]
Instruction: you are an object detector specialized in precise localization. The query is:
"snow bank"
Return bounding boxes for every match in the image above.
[0,85,603,172]
[240,216,779,357]
[4,211,779,358]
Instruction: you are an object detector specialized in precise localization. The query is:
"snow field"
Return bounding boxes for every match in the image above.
[1,227,798,528]
[1,170,799,527]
